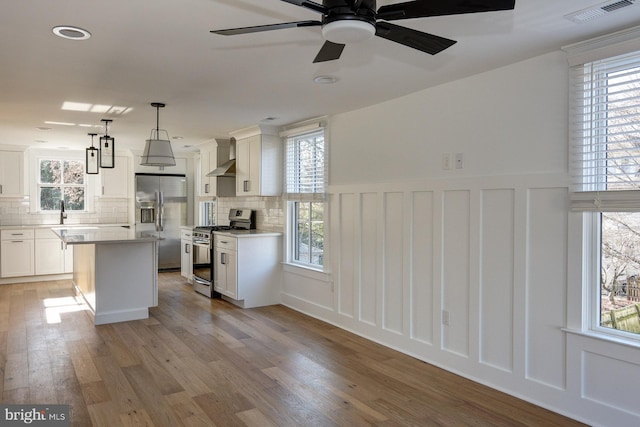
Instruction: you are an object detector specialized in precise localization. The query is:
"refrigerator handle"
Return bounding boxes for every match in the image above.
[159,191,165,232]
[155,191,165,232]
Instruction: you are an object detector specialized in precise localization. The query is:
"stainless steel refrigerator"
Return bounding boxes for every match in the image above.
[135,173,187,271]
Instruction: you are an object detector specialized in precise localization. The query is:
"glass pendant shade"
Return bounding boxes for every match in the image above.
[99,119,115,168]
[140,102,176,167]
[86,133,99,174]
[99,135,115,168]
[141,129,176,167]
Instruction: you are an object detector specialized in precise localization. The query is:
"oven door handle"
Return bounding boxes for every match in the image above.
[192,238,210,247]
[193,276,211,287]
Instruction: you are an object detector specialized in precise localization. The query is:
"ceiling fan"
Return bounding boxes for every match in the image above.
[211,0,516,63]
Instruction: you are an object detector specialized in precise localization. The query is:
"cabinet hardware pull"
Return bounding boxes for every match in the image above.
[221,253,226,265]
[185,243,190,253]
[205,183,210,194]
[243,180,249,192]
[11,240,24,243]
[0,184,3,194]
[10,233,23,236]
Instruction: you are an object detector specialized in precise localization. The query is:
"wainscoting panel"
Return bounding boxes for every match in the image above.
[383,192,405,335]
[525,188,568,389]
[410,191,435,344]
[338,193,356,318]
[582,351,640,416]
[359,192,378,326]
[441,190,471,357]
[479,189,515,372]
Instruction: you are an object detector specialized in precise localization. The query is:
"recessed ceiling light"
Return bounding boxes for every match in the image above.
[313,75,339,84]
[52,26,91,40]
[261,117,279,122]
[36,126,52,131]
[62,101,91,111]
[44,121,76,126]
[172,136,184,140]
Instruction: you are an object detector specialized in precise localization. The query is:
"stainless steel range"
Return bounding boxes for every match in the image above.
[192,209,255,298]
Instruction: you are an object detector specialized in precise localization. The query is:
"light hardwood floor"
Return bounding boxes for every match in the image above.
[0,272,585,426]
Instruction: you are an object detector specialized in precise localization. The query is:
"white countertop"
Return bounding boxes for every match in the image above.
[0,223,132,230]
[51,226,159,245]
[213,229,282,238]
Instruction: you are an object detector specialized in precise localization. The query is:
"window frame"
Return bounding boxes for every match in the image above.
[282,122,327,273]
[29,150,95,214]
[571,49,640,343]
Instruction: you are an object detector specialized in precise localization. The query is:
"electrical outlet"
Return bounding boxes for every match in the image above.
[442,153,452,170]
[442,310,450,325]
[455,153,464,169]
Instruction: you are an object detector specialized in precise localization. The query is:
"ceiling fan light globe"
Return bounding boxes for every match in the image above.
[322,20,375,44]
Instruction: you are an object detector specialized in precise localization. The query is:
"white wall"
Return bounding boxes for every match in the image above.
[281,51,640,426]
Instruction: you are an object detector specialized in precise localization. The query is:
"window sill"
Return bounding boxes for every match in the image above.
[282,262,331,282]
[562,327,640,350]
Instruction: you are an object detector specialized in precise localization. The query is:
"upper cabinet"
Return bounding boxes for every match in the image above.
[99,155,129,198]
[232,126,281,197]
[197,139,234,197]
[0,149,25,197]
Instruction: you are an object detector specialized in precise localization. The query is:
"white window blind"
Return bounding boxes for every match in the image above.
[284,128,326,201]
[571,49,640,211]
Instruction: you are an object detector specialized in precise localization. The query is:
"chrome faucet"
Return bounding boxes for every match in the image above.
[60,200,67,225]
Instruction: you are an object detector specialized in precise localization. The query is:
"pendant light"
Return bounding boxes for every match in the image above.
[140,102,176,167]
[86,133,99,174]
[99,119,115,168]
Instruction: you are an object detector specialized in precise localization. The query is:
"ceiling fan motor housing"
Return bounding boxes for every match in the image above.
[321,0,377,44]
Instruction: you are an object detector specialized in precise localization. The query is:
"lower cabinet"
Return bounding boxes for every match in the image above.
[34,229,73,275]
[180,228,193,282]
[214,237,237,299]
[1,229,35,278]
[213,233,281,308]
[1,228,72,278]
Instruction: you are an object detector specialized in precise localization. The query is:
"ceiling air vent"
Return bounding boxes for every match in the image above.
[564,0,636,23]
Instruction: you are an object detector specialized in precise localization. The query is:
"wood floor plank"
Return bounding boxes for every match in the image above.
[0,273,586,427]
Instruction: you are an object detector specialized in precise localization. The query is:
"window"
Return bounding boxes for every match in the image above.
[571,49,640,339]
[284,125,326,269]
[38,158,86,211]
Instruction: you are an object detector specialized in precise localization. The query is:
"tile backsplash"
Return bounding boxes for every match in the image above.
[217,196,284,232]
[0,197,129,226]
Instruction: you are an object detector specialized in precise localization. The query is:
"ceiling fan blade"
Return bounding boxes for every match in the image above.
[280,0,328,14]
[313,41,346,63]
[375,21,456,55]
[377,0,515,21]
[211,20,321,36]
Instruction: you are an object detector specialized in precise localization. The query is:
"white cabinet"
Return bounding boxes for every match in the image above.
[213,233,281,308]
[0,150,24,197]
[233,130,281,197]
[180,228,193,282]
[35,228,73,275]
[1,229,34,277]
[213,235,237,299]
[198,140,235,197]
[100,155,129,198]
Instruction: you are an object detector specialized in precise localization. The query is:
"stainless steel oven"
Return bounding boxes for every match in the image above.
[192,227,214,297]
[191,209,256,298]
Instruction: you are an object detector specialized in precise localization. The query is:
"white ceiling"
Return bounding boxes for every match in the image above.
[2,0,640,153]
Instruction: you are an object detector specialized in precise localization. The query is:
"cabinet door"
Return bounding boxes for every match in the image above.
[235,137,253,195]
[225,250,237,299]
[35,239,65,275]
[181,240,192,279]
[1,240,34,277]
[100,156,129,198]
[213,247,225,293]
[64,245,74,273]
[199,152,211,196]
[0,150,24,197]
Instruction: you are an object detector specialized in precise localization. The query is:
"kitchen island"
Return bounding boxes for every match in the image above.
[52,226,159,325]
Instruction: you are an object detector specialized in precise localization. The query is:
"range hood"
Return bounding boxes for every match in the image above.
[206,138,236,177]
